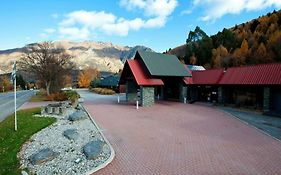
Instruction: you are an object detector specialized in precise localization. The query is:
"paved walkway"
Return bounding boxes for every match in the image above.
[80,92,281,175]
[221,107,281,141]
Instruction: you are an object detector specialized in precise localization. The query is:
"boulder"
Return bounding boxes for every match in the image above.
[83,140,105,160]
[68,110,87,121]
[30,148,59,165]
[63,129,79,140]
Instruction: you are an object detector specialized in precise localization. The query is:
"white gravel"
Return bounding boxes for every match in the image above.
[18,105,111,175]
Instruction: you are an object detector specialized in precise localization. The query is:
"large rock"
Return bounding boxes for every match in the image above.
[83,140,105,160]
[30,148,59,165]
[63,129,79,140]
[68,110,87,121]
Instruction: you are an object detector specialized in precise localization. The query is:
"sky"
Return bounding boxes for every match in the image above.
[0,0,280,52]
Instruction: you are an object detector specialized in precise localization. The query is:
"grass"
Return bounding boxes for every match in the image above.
[29,91,48,102]
[0,108,56,175]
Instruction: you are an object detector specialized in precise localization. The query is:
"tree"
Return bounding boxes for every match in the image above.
[0,76,11,92]
[212,45,228,68]
[189,54,197,65]
[78,68,100,88]
[16,74,26,90]
[19,42,75,95]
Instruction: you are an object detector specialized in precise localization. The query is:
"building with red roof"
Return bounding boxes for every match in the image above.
[185,63,281,116]
[119,51,191,106]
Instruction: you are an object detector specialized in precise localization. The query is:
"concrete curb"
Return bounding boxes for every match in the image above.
[220,109,281,143]
[81,104,115,175]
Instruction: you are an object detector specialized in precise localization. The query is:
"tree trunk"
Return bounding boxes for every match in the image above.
[46,81,51,96]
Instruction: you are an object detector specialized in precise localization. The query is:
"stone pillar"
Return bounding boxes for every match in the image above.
[179,83,187,103]
[263,87,270,113]
[140,86,155,107]
[126,81,137,102]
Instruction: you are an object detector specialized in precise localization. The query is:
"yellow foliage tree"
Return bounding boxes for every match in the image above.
[212,45,228,68]
[0,76,11,92]
[78,68,100,88]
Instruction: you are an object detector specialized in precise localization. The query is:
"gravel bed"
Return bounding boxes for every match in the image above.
[18,105,111,175]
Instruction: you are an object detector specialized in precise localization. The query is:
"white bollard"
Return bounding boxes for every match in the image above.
[136,100,139,109]
[117,95,120,103]
[184,97,187,104]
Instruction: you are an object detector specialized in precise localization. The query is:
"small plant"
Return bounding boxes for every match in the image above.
[65,90,80,102]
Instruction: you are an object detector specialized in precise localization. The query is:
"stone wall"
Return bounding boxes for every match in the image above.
[126,81,138,102]
[140,86,154,107]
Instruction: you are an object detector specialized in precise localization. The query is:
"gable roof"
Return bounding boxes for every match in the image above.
[137,51,191,77]
[219,63,281,85]
[119,59,164,86]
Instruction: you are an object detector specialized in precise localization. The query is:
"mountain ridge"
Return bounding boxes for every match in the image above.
[0,41,153,74]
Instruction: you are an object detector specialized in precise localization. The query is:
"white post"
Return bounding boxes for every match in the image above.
[14,76,17,131]
[136,100,139,109]
[117,95,120,103]
[184,97,186,104]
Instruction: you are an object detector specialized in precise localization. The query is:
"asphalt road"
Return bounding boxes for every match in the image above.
[0,90,36,122]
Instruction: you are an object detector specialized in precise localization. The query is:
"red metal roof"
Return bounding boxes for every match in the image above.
[183,65,193,84]
[127,60,164,86]
[188,69,224,85]
[219,63,281,85]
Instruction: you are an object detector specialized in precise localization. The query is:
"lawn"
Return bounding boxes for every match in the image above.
[29,91,48,102]
[0,108,56,175]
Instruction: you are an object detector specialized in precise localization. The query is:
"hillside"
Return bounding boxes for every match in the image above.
[0,41,153,74]
[167,10,281,69]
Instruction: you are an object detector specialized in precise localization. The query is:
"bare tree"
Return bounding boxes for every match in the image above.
[19,42,75,95]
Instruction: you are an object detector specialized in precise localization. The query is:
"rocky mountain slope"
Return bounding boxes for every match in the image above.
[0,41,153,74]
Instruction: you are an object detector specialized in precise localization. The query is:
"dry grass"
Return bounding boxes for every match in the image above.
[91,88,115,95]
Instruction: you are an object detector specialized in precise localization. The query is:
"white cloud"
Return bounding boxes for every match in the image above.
[120,0,177,17]
[192,0,281,21]
[59,27,90,40]
[57,0,178,39]
[44,28,56,34]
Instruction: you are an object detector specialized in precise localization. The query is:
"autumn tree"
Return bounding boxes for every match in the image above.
[78,68,100,88]
[19,42,75,95]
[212,45,229,68]
[0,75,10,92]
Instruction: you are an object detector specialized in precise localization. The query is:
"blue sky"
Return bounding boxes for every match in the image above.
[0,0,280,52]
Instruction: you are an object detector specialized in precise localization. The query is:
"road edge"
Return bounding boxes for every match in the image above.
[81,104,115,175]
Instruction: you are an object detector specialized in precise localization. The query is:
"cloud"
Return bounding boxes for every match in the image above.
[192,0,281,21]
[59,27,90,40]
[44,28,56,34]
[57,0,177,39]
[120,0,177,17]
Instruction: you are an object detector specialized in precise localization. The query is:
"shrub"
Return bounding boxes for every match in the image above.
[64,90,80,102]
[46,92,68,101]
[92,88,115,95]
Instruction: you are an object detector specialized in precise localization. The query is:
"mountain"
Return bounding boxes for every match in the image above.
[167,10,281,68]
[0,41,153,74]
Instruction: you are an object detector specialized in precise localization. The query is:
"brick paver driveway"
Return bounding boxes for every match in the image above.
[79,90,281,175]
